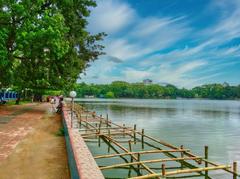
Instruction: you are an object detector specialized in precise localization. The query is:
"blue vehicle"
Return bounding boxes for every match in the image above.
[0,91,18,104]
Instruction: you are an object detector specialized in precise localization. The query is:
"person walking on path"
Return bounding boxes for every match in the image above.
[50,97,56,113]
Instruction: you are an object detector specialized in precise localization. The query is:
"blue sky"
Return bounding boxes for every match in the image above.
[79,0,240,88]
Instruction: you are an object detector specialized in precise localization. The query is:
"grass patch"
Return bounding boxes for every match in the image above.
[4,100,31,106]
[55,127,65,136]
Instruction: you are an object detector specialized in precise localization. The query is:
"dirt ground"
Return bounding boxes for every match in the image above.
[0,104,70,179]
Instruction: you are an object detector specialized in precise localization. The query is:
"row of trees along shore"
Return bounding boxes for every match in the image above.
[0,1,104,99]
[75,81,240,100]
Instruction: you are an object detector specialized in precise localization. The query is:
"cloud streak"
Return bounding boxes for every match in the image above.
[87,0,135,34]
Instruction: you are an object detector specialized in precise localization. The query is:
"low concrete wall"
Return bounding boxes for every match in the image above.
[62,106,104,179]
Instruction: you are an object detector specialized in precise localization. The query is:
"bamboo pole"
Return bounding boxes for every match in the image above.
[98,165,185,170]
[102,134,155,175]
[141,129,144,149]
[129,165,231,179]
[79,127,126,132]
[201,158,238,175]
[85,139,135,143]
[99,120,102,133]
[137,153,140,172]
[128,140,132,152]
[135,131,201,164]
[181,145,184,169]
[86,122,89,133]
[162,163,166,177]
[108,129,111,153]
[129,140,133,162]
[233,161,237,179]
[205,146,208,179]
[81,129,132,136]
[81,131,133,138]
[141,139,205,177]
[134,124,136,144]
[106,114,109,127]
[94,149,191,159]
[80,120,96,129]
[98,135,101,147]
[99,157,201,170]
[82,118,101,146]
[101,135,141,176]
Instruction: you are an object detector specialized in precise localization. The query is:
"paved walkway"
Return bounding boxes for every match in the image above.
[0,103,70,178]
[0,103,49,161]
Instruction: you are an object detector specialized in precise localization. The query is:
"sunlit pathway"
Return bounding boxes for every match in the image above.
[0,103,49,161]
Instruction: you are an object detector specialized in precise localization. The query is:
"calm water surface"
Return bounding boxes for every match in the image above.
[76,98,240,178]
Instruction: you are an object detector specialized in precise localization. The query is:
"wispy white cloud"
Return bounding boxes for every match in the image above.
[103,15,190,61]
[87,0,135,34]
[79,56,117,83]
[115,60,208,88]
[199,0,240,46]
[130,16,186,38]
[122,68,152,82]
[149,60,208,88]
[104,38,142,60]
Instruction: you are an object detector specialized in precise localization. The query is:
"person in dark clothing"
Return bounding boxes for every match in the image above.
[56,96,64,113]
[15,97,20,105]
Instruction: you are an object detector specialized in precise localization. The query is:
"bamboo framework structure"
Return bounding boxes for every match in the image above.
[69,103,239,179]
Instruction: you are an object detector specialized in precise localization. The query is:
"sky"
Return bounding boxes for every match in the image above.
[79,0,240,88]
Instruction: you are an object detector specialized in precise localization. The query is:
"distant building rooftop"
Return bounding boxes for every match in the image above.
[143,79,153,85]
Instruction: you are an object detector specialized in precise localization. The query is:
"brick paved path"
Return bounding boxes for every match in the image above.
[0,103,50,161]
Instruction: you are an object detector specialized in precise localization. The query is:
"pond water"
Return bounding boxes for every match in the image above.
[76,98,240,178]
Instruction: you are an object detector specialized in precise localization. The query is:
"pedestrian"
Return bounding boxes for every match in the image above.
[50,97,55,112]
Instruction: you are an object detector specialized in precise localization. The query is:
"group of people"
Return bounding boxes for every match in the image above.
[49,95,64,113]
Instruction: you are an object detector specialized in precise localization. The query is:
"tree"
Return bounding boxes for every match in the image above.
[0,0,105,93]
[105,91,115,98]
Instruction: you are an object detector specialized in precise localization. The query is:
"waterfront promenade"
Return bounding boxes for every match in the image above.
[0,103,69,179]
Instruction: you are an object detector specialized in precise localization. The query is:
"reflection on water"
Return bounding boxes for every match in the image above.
[76,98,240,178]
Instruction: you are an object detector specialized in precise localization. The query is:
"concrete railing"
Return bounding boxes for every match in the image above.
[62,106,104,179]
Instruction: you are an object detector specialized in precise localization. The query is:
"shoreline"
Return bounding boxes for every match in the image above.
[69,97,240,102]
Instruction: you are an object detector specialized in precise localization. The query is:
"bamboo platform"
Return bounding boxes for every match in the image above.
[68,103,239,179]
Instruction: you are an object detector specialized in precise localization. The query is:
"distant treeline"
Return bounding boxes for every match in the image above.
[75,81,240,99]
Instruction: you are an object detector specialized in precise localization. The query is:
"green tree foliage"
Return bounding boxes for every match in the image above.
[0,0,105,92]
[74,81,240,100]
[105,91,115,98]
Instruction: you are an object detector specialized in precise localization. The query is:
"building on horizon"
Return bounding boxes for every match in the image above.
[143,79,153,85]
